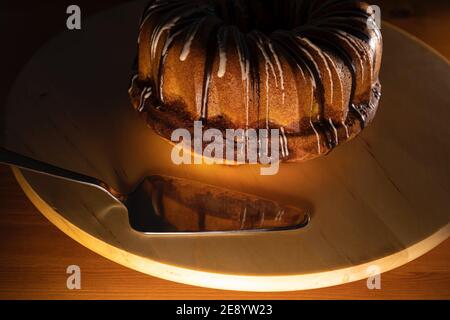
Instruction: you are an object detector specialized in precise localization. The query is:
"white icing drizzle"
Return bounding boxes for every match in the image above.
[201,71,211,119]
[299,37,334,104]
[241,60,250,131]
[275,209,285,221]
[245,71,249,129]
[268,42,285,104]
[254,35,277,87]
[259,209,265,227]
[310,120,322,154]
[234,31,250,130]
[217,49,227,78]
[296,42,338,145]
[352,104,366,122]
[265,133,269,159]
[254,35,278,129]
[354,40,368,82]
[195,90,202,116]
[147,2,161,12]
[328,118,339,146]
[275,210,280,221]
[280,127,289,157]
[279,209,285,221]
[265,63,270,129]
[162,30,182,58]
[151,16,181,62]
[236,45,248,81]
[138,12,151,36]
[240,207,247,229]
[217,28,228,78]
[128,74,138,95]
[337,31,365,85]
[159,30,184,102]
[279,135,285,158]
[138,87,152,112]
[138,1,158,41]
[342,120,350,139]
[149,4,203,62]
[323,54,339,105]
[159,74,164,102]
[179,18,204,61]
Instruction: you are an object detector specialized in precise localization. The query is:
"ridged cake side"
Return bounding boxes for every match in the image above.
[129,0,383,162]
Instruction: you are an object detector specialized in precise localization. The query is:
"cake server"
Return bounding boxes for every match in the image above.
[0,147,310,234]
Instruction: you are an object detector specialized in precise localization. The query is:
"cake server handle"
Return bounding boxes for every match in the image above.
[0,147,105,188]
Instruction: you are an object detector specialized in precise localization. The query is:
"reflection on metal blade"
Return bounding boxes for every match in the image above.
[126,175,310,233]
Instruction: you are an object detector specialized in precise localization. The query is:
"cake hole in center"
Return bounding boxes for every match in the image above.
[212,0,308,34]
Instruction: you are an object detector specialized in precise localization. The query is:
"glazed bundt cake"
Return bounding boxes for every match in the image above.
[129,0,382,162]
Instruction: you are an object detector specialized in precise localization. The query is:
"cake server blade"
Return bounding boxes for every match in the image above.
[0,147,310,234]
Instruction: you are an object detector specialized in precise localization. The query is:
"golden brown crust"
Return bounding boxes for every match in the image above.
[129,0,383,162]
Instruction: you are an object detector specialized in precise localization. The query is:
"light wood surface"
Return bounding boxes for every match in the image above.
[1,0,450,298]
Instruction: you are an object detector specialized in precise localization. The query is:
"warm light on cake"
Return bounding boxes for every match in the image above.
[129,0,382,163]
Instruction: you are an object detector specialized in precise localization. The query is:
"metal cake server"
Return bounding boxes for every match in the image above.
[0,147,310,234]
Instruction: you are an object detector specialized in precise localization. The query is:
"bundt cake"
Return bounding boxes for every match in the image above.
[129,0,382,162]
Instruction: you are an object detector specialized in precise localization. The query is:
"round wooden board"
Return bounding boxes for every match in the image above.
[3,0,450,292]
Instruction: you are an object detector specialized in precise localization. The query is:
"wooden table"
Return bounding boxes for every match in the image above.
[1,0,449,299]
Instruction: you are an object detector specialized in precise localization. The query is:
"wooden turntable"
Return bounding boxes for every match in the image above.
[2,0,449,291]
